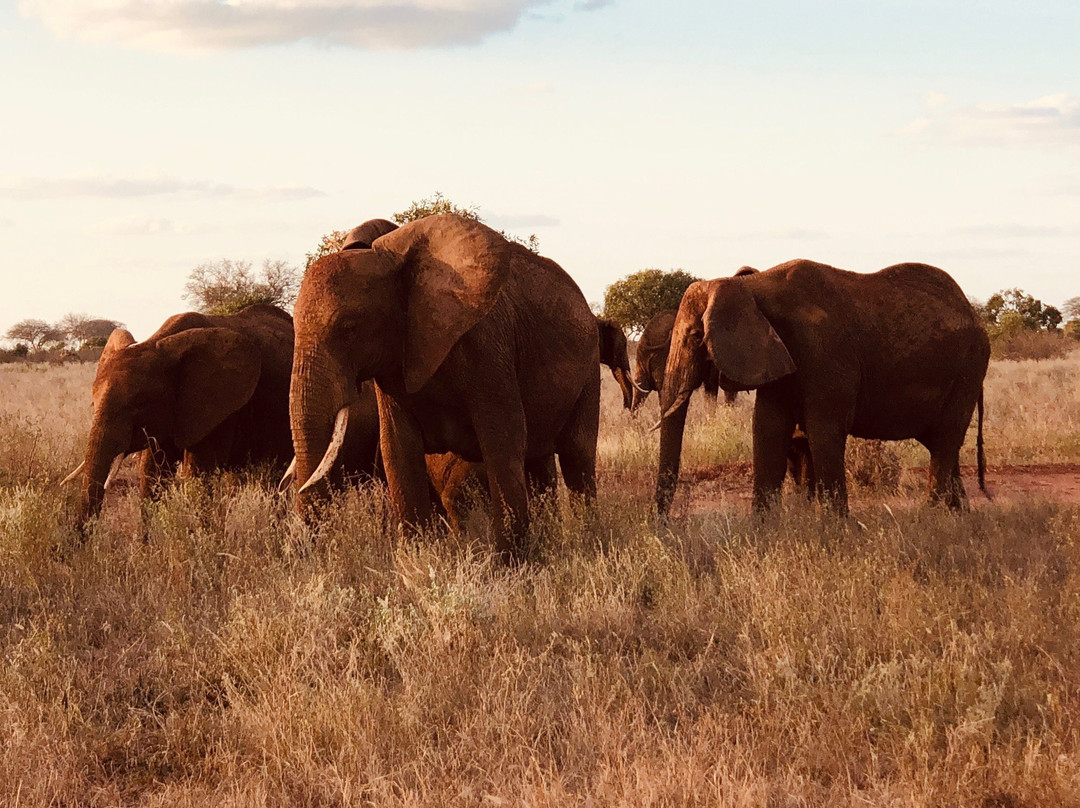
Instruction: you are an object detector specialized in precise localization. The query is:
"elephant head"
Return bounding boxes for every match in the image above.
[290,214,513,505]
[70,320,264,522]
[654,274,796,513]
[630,267,760,414]
[596,318,634,409]
[630,310,677,413]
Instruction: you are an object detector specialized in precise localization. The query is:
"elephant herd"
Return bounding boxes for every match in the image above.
[63,213,991,561]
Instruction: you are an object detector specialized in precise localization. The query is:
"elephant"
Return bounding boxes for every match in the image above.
[289,214,600,560]
[631,310,722,412]
[63,304,297,523]
[427,316,635,531]
[630,267,760,413]
[655,260,989,516]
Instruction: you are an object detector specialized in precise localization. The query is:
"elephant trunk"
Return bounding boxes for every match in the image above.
[655,398,689,517]
[79,417,130,523]
[612,367,635,411]
[290,347,349,514]
[630,368,651,413]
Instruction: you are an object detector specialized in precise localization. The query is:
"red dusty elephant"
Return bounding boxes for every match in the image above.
[655,260,989,516]
[289,214,600,560]
[63,305,296,523]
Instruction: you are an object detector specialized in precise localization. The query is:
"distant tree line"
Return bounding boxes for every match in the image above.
[2,313,125,362]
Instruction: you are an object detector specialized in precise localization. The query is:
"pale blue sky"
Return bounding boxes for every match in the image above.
[1,0,1078,337]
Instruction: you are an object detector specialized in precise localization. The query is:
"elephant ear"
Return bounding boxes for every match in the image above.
[341,218,398,250]
[374,214,512,394]
[157,328,262,447]
[704,279,795,389]
[596,318,619,369]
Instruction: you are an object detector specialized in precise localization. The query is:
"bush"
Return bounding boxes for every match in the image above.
[603,269,702,335]
[991,329,1077,362]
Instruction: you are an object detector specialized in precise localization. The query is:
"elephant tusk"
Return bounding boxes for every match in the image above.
[278,457,297,493]
[103,454,126,490]
[59,460,86,486]
[632,379,651,394]
[298,406,350,494]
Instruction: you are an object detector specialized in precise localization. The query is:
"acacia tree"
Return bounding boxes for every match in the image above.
[602,269,702,335]
[5,319,63,349]
[1062,296,1080,340]
[184,259,301,316]
[58,313,124,349]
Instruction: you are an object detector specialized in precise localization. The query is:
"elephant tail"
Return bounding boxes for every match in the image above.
[976,387,989,497]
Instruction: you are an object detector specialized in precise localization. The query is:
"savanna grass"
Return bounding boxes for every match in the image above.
[1,356,1079,805]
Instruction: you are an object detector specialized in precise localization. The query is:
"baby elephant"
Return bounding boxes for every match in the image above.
[62,305,295,524]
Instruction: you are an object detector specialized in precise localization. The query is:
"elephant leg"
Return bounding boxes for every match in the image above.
[526,455,559,500]
[472,409,530,561]
[752,390,798,511]
[376,388,435,533]
[555,381,600,504]
[927,438,967,510]
[703,365,720,402]
[787,428,814,498]
[803,415,849,515]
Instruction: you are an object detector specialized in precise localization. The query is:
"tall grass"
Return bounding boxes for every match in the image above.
[1,357,1079,805]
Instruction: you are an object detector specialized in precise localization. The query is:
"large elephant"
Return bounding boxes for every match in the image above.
[64,305,296,523]
[290,214,599,559]
[655,260,989,515]
[427,316,635,531]
[630,267,759,413]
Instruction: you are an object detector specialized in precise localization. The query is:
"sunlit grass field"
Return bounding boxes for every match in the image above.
[2,354,1079,806]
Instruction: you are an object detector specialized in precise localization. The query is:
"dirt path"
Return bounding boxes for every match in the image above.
[677,463,1080,514]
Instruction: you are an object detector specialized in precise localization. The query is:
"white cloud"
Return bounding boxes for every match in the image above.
[0,173,324,201]
[85,214,179,236]
[902,94,1080,147]
[19,0,565,51]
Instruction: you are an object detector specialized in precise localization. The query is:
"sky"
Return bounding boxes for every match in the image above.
[1,0,1078,338]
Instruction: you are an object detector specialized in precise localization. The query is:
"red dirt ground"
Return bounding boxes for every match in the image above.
[676,463,1080,514]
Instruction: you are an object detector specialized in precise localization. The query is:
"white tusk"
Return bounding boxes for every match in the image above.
[631,379,650,394]
[60,460,86,486]
[278,457,297,493]
[650,419,663,433]
[298,406,350,494]
[103,454,126,490]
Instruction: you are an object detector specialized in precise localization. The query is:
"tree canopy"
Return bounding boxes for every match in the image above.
[602,269,702,335]
[980,288,1062,335]
[184,259,301,316]
[5,319,64,349]
[57,314,124,348]
[304,230,350,272]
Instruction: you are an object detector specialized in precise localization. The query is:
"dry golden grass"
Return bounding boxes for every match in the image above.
[2,356,1080,806]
